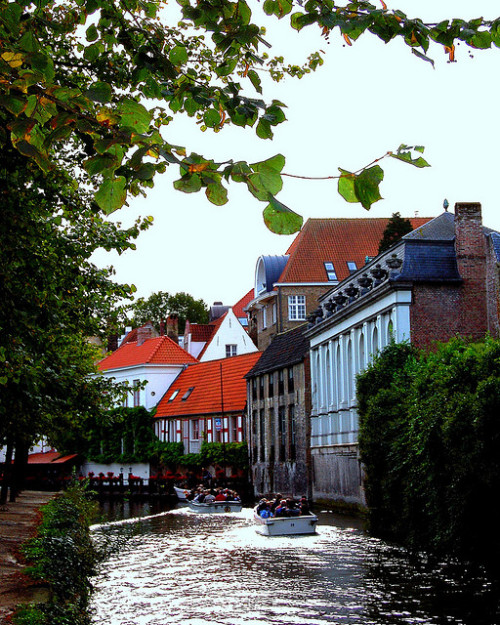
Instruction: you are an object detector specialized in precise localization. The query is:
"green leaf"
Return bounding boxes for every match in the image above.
[247,69,262,94]
[173,174,202,193]
[119,99,151,133]
[263,195,303,234]
[85,81,112,103]
[204,108,221,128]
[247,154,285,200]
[338,166,384,210]
[86,24,98,42]
[338,169,358,204]
[206,181,228,205]
[391,146,430,168]
[95,176,127,214]
[169,45,189,65]
[355,166,384,210]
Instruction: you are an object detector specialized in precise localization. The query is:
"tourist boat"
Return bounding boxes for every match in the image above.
[187,499,243,513]
[253,507,318,536]
[174,486,190,500]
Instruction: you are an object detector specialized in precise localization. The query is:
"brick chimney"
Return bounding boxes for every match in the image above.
[137,321,154,346]
[454,202,488,339]
[166,314,179,343]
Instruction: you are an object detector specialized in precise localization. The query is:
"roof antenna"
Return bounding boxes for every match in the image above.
[443,198,449,212]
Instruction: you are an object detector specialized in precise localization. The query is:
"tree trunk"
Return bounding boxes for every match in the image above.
[0,439,13,505]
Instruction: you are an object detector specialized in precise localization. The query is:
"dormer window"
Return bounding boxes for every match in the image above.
[182,387,194,401]
[168,390,179,402]
[324,262,338,281]
[347,261,357,274]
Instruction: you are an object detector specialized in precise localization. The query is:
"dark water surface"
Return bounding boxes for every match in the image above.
[90,502,500,625]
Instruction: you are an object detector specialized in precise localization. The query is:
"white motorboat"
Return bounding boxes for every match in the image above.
[253,507,318,536]
[187,500,243,513]
[174,485,190,500]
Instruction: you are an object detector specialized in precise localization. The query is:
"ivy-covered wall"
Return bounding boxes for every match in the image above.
[357,338,500,568]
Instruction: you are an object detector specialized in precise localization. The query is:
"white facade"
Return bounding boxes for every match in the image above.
[100,363,187,410]
[197,309,258,362]
[309,289,411,447]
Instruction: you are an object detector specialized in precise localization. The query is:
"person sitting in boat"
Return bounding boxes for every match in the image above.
[274,500,289,517]
[270,494,283,514]
[299,496,311,515]
[286,499,301,517]
[204,490,216,503]
[257,500,273,518]
[193,490,207,503]
[214,489,227,501]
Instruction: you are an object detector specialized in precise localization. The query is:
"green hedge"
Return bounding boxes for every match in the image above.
[357,338,500,568]
[15,483,100,625]
[153,440,249,472]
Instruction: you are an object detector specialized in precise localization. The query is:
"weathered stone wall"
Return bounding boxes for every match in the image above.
[311,443,365,506]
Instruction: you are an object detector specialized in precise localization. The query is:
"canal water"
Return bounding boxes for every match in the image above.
[90,502,500,625]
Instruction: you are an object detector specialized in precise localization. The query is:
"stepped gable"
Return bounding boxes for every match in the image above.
[280,217,430,285]
[245,324,309,378]
[156,351,261,417]
[97,335,197,371]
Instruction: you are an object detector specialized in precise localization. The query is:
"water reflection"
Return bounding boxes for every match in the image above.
[91,504,500,625]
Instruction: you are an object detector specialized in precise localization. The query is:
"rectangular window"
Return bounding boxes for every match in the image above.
[268,372,274,397]
[289,404,296,461]
[279,406,286,461]
[347,261,357,274]
[225,344,237,357]
[262,306,267,329]
[259,375,264,399]
[324,262,338,281]
[182,387,194,401]
[272,303,277,324]
[288,367,294,393]
[251,378,257,400]
[259,409,265,462]
[278,369,284,395]
[191,419,200,440]
[288,295,306,321]
[133,379,140,407]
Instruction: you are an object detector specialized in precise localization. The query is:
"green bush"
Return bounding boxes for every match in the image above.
[15,483,101,625]
[357,338,500,568]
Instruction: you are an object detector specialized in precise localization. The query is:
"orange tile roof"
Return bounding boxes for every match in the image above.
[233,289,254,318]
[281,217,430,284]
[97,335,197,371]
[155,351,261,418]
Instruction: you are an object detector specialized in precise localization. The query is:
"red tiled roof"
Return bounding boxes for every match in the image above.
[190,324,216,342]
[97,335,197,371]
[281,217,430,284]
[233,289,253,318]
[155,351,261,418]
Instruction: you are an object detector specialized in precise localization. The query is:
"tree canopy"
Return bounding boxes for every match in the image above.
[127,290,209,334]
[2,1,498,233]
[378,212,413,253]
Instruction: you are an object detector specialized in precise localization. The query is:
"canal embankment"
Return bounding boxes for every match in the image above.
[0,490,56,624]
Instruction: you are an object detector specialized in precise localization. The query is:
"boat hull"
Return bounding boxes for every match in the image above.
[253,508,318,536]
[188,500,243,513]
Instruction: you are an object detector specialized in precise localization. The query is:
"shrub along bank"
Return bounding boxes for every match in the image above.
[357,338,500,569]
[14,484,101,625]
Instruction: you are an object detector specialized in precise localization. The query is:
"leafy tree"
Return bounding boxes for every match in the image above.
[3,1,498,233]
[128,291,209,334]
[378,212,414,253]
[0,144,150,502]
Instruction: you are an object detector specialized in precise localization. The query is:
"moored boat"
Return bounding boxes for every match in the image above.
[253,506,318,536]
[174,485,190,501]
[187,500,243,513]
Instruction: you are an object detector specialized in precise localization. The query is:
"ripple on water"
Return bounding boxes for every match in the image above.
[91,507,500,625]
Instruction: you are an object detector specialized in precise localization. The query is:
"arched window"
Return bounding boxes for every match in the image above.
[387,319,394,344]
[326,347,331,406]
[335,344,342,408]
[347,339,354,402]
[372,326,379,359]
[359,332,365,373]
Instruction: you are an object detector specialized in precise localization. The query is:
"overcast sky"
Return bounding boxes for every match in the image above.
[92,1,500,309]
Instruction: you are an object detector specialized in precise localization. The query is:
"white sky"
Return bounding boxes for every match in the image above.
[92,1,500,309]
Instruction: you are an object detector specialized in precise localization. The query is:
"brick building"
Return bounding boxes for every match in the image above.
[245,324,311,498]
[246,216,429,352]
[305,203,500,506]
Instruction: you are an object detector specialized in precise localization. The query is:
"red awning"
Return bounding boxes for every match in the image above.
[27,452,79,465]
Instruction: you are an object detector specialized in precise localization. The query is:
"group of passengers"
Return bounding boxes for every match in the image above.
[256,493,311,518]
[187,486,241,503]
